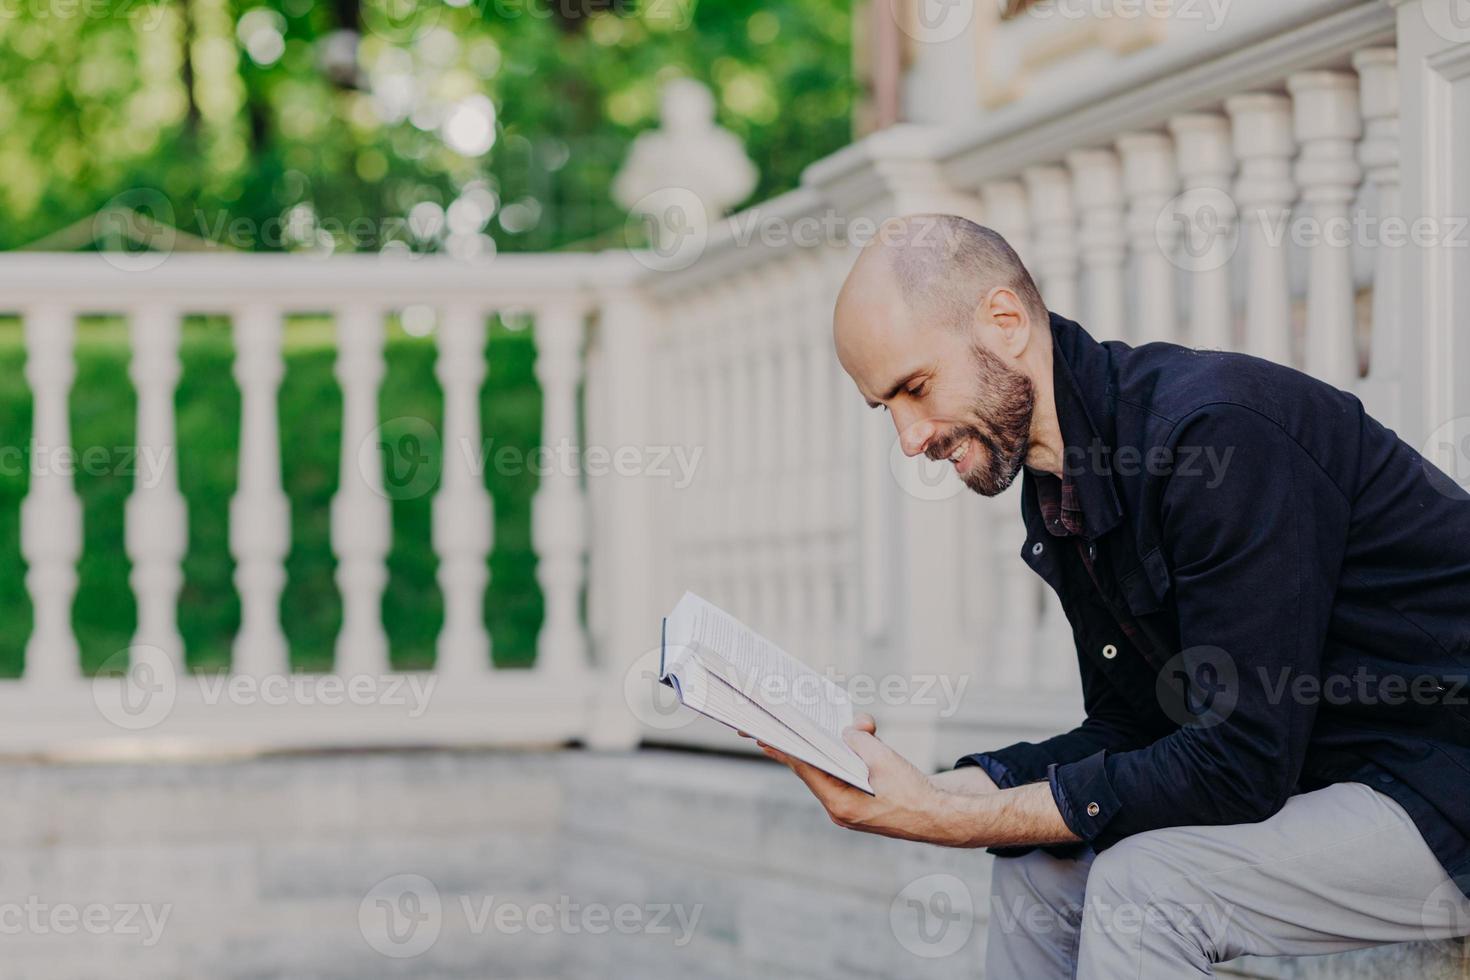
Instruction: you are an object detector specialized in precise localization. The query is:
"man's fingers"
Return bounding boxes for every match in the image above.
[841,728,892,766]
[852,712,877,734]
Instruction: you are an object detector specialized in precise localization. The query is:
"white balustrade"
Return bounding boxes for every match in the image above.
[980,179,1032,261]
[331,305,390,677]
[433,304,493,676]
[532,302,589,677]
[1226,93,1297,366]
[1117,132,1180,345]
[127,305,187,672]
[230,305,290,677]
[21,305,81,685]
[1068,149,1128,341]
[1289,70,1364,391]
[1169,113,1237,351]
[1023,165,1080,318]
[1354,47,1401,425]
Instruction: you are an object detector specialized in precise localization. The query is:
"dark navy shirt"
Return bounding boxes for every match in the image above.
[957,314,1470,897]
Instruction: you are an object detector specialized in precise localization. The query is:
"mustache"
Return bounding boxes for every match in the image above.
[925,427,987,462]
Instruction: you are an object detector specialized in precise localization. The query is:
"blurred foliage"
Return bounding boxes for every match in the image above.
[0,315,543,676]
[0,0,854,252]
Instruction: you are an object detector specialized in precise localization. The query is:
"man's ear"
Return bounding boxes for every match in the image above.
[980,286,1031,356]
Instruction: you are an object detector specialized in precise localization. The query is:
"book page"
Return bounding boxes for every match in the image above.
[665,592,867,784]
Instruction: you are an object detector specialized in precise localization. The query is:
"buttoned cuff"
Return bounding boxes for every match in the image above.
[1048,750,1123,844]
[953,742,1056,788]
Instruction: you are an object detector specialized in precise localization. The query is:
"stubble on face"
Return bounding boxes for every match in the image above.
[923,341,1035,497]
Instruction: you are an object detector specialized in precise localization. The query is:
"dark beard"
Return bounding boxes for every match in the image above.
[925,342,1034,497]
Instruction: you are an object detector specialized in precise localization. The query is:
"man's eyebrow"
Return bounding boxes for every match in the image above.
[865,372,919,409]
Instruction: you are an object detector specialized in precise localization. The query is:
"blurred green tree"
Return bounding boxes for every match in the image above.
[0,0,854,253]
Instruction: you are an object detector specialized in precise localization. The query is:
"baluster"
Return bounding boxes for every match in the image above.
[980,179,1032,262]
[1068,149,1127,340]
[434,304,492,676]
[127,305,187,670]
[331,305,389,676]
[1353,48,1401,427]
[775,269,806,652]
[21,305,81,684]
[532,302,589,676]
[705,287,735,605]
[1168,113,1237,350]
[802,259,837,669]
[1118,132,1180,344]
[1023,165,1079,317]
[1226,93,1296,366]
[1288,70,1363,390]
[748,278,778,632]
[989,493,1034,690]
[230,305,290,677]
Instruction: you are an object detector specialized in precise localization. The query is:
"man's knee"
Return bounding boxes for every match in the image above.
[1082,837,1225,960]
[990,849,1091,924]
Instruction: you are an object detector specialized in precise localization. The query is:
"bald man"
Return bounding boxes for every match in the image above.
[755,214,1470,977]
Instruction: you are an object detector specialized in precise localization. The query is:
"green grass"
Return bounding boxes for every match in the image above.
[0,313,544,677]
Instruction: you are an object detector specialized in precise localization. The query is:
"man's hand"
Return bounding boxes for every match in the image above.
[752,713,969,846]
[751,713,1079,849]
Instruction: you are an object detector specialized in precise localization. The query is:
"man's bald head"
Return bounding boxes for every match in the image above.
[837,214,1047,340]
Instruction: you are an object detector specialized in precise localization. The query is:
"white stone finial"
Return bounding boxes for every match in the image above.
[613,78,758,255]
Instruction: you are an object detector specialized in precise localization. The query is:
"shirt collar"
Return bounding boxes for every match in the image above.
[1040,312,1124,539]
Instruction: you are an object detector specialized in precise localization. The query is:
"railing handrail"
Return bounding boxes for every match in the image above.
[0,250,647,311]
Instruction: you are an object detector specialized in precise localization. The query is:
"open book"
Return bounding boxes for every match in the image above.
[659,592,873,794]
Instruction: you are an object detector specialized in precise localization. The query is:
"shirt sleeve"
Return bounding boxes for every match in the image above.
[953,592,1173,858]
[1048,404,1349,848]
[953,635,1166,786]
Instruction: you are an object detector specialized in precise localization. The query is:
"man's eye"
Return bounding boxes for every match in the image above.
[908,382,926,398]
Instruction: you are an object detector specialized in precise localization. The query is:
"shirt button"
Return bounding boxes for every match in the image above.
[1031,542,1045,556]
[1101,644,1118,660]
[1087,802,1101,817]
[1087,543,1097,560]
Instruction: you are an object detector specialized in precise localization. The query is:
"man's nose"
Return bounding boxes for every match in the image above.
[892,409,937,458]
